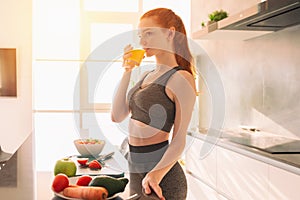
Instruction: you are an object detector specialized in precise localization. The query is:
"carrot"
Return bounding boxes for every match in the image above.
[63,185,108,200]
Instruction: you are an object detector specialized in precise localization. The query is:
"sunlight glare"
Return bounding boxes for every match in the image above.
[84,0,139,12]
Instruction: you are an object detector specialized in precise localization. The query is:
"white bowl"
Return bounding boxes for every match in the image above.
[74,139,105,157]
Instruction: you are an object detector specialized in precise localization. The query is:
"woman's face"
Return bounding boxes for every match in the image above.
[138,17,173,57]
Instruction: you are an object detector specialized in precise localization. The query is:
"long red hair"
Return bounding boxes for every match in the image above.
[141,8,196,76]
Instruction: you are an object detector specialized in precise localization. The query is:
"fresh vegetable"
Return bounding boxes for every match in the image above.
[52,173,69,193]
[76,175,93,186]
[54,158,77,177]
[77,158,89,166]
[89,175,129,197]
[88,160,102,170]
[63,185,108,200]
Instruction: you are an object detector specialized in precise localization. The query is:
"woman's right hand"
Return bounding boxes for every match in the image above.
[123,44,137,71]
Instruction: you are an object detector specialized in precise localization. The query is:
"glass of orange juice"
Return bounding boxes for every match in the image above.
[128,49,145,66]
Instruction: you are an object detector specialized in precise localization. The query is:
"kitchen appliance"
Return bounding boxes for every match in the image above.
[236,136,300,154]
[221,0,300,31]
[263,140,300,154]
[222,130,300,154]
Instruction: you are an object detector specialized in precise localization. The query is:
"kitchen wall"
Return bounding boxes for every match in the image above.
[0,0,33,153]
[192,0,300,139]
[0,0,34,199]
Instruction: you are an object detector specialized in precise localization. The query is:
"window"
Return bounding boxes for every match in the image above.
[84,0,139,12]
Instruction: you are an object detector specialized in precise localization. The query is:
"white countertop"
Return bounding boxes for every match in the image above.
[188,131,300,176]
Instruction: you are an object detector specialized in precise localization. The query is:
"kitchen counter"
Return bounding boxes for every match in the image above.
[36,151,131,200]
[188,131,300,176]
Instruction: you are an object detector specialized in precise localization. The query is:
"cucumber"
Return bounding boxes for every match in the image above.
[89,175,129,197]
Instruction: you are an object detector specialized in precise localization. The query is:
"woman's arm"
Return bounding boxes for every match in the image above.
[142,70,196,198]
[111,70,132,122]
[111,45,135,122]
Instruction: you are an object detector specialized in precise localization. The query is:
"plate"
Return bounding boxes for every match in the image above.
[52,177,119,200]
[54,191,119,200]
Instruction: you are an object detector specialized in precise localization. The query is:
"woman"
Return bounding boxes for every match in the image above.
[111,8,196,200]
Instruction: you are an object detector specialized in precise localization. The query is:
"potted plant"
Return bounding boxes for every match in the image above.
[201,9,228,28]
[208,9,228,23]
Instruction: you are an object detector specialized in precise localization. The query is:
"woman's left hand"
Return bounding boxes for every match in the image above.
[142,172,165,200]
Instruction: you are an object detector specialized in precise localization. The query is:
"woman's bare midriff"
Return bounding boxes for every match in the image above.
[128,118,170,146]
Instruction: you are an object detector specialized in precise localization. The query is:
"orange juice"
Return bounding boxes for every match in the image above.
[128,49,145,66]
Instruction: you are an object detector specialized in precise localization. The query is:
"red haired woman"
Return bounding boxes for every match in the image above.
[112,8,196,200]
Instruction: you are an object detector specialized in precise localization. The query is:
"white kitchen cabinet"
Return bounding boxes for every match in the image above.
[185,136,217,188]
[185,135,300,200]
[186,172,227,200]
[269,165,300,200]
[217,147,269,200]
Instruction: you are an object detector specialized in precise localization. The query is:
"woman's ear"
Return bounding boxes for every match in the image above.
[168,27,176,40]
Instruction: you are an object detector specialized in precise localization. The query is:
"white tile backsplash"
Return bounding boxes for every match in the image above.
[195,25,300,139]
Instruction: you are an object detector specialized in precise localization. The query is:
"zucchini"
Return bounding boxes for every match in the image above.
[89,175,129,197]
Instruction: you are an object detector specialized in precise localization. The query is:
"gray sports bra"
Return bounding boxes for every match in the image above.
[128,66,183,132]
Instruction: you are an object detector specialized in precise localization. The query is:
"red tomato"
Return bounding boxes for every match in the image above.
[77,158,89,166]
[88,160,102,170]
[76,175,93,186]
[52,173,69,193]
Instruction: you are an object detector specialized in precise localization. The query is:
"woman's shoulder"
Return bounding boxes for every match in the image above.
[175,67,195,83]
[168,67,196,91]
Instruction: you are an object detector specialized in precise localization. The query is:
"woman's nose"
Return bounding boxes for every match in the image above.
[139,37,146,46]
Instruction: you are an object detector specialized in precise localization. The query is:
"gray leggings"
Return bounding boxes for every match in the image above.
[128,141,187,200]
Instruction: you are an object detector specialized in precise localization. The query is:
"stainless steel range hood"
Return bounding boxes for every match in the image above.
[221,0,300,31]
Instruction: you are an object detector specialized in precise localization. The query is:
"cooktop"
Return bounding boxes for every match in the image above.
[222,132,300,154]
[255,140,300,154]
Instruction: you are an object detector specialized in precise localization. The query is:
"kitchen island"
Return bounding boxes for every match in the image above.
[36,150,131,200]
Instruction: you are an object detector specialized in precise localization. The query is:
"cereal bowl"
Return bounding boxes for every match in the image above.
[74,139,105,157]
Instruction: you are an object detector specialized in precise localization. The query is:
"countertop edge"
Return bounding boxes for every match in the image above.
[187,131,300,176]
